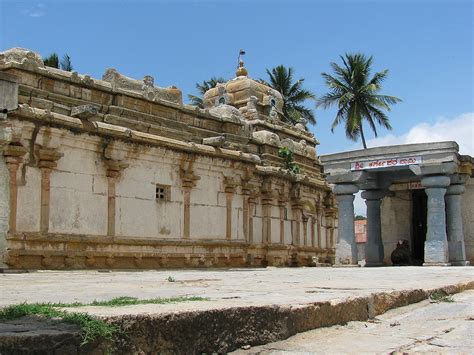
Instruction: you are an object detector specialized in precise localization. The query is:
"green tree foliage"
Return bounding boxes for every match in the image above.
[188,77,226,108]
[317,53,401,149]
[60,54,73,71]
[260,65,316,126]
[43,53,59,68]
[43,53,73,71]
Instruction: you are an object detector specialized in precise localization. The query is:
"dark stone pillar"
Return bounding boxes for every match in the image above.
[361,189,386,266]
[421,175,450,265]
[445,184,469,265]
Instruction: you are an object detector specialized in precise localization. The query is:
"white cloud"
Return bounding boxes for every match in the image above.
[364,112,474,156]
[22,3,46,18]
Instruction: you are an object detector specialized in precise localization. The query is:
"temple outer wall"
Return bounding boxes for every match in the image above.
[4,120,335,269]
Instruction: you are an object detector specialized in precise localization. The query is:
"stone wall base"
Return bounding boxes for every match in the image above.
[3,232,334,270]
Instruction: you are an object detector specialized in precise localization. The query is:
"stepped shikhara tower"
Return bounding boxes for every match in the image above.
[0,48,336,269]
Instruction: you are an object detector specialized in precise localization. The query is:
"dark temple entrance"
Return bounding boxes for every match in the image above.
[411,189,427,265]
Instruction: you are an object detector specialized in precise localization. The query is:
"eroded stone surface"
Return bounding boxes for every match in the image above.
[0,268,472,354]
[232,290,474,355]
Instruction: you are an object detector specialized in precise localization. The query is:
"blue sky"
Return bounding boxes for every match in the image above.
[0,0,472,156]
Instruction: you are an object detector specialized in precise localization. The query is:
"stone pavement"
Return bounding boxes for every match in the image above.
[232,290,474,354]
[1,266,473,354]
[1,266,473,315]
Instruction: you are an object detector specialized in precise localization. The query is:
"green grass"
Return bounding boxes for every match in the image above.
[430,291,455,303]
[88,295,206,307]
[0,296,208,345]
[0,303,120,345]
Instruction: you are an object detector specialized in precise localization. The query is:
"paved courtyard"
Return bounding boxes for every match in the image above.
[232,290,474,354]
[1,266,472,316]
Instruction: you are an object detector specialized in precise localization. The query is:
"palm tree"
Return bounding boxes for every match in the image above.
[317,53,401,149]
[43,53,73,71]
[260,65,316,126]
[188,77,226,108]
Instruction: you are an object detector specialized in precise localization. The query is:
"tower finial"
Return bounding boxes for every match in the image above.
[236,49,248,77]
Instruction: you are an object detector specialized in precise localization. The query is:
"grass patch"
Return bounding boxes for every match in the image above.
[0,303,120,345]
[0,296,208,345]
[88,295,206,307]
[430,290,455,303]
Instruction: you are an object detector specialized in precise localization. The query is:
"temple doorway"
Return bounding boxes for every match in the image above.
[411,189,427,265]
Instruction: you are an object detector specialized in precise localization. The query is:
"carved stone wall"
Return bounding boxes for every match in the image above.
[0,48,335,269]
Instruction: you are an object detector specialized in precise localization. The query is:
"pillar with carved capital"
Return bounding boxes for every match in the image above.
[361,189,386,266]
[316,202,322,248]
[241,185,250,242]
[182,182,193,239]
[38,148,63,233]
[445,184,469,266]
[278,196,287,244]
[248,194,256,244]
[333,184,359,265]
[291,203,303,246]
[104,159,128,237]
[3,145,27,234]
[421,175,450,265]
[302,214,309,246]
[224,179,236,240]
[261,194,273,245]
[180,168,200,239]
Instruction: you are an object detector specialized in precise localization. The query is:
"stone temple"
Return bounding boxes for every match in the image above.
[1,48,472,271]
[0,48,337,270]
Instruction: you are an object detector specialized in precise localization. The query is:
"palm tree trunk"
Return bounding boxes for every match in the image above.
[360,123,368,149]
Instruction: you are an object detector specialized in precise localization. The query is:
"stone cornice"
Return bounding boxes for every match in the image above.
[12,104,261,164]
[3,62,318,145]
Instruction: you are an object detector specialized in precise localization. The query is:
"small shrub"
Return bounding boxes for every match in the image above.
[278,147,300,174]
[430,290,454,303]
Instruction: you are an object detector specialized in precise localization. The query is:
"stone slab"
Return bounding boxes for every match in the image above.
[0,267,473,354]
[232,290,474,354]
[1,267,472,312]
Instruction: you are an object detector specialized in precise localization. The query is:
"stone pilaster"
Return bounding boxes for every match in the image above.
[261,194,273,245]
[241,183,251,243]
[445,183,469,266]
[291,204,302,246]
[104,159,128,237]
[223,177,237,240]
[302,214,309,247]
[180,168,200,239]
[248,194,256,244]
[316,201,322,248]
[361,189,386,266]
[333,184,359,265]
[327,212,336,248]
[3,145,27,234]
[290,184,302,246]
[277,196,287,245]
[38,148,63,233]
[421,175,450,266]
